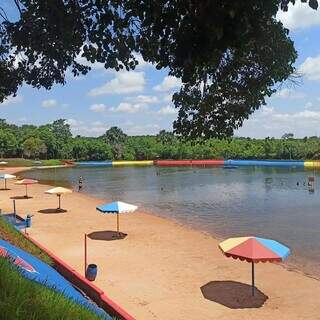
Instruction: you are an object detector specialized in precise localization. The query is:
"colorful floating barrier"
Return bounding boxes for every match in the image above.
[112,160,153,166]
[76,161,112,167]
[224,159,305,168]
[0,239,111,319]
[304,161,320,168]
[75,159,320,168]
[155,160,224,167]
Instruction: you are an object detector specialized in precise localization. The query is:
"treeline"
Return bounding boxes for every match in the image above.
[1,119,320,160]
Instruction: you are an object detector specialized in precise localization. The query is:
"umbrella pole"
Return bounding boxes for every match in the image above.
[4,179,6,190]
[252,261,255,296]
[58,194,61,209]
[117,212,119,234]
[25,184,28,198]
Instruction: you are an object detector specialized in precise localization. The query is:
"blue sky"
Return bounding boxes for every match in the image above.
[1,1,320,138]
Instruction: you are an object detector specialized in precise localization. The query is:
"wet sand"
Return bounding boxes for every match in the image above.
[1,167,320,320]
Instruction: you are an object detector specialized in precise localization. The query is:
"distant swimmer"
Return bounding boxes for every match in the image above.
[297,182,299,186]
[78,176,83,192]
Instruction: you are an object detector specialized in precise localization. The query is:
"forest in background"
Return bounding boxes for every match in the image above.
[1,119,320,161]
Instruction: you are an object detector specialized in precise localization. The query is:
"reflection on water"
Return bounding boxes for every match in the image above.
[23,166,320,277]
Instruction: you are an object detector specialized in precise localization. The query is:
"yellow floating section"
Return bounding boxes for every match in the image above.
[112,160,154,166]
[304,161,320,168]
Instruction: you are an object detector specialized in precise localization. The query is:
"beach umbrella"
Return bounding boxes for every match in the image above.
[0,161,8,170]
[14,179,38,198]
[0,173,16,189]
[219,236,290,296]
[96,201,138,233]
[45,187,72,210]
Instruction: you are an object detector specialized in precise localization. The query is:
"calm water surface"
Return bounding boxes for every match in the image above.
[23,166,320,277]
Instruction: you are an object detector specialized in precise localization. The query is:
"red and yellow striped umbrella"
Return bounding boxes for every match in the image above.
[219,236,290,295]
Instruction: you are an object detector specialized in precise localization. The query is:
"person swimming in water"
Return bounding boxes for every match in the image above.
[78,176,83,192]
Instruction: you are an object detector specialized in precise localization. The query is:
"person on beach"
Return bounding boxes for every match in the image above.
[78,176,83,192]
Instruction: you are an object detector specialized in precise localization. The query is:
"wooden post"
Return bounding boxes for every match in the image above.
[13,199,16,223]
[252,261,255,296]
[84,233,87,276]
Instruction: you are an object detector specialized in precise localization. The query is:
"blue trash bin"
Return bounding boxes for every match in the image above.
[86,264,97,281]
[26,214,32,228]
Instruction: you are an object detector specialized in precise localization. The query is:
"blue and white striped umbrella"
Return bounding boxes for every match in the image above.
[96,201,138,233]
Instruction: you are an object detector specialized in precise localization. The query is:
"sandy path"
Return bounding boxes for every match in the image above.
[1,167,319,320]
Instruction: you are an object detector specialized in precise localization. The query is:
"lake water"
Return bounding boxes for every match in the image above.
[23,166,320,277]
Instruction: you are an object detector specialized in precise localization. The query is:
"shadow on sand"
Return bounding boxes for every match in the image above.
[38,208,67,214]
[10,195,33,200]
[88,230,127,241]
[200,281,268,309]
[0,188,11,191]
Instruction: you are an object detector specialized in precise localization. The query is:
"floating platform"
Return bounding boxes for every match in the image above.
[75,161,112,167]
[155,160,224,167]
[74,159,320,169]
[224,160,305,168]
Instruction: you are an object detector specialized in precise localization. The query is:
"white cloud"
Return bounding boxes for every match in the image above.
[305,102,313,109]
[157,105,177,116]
[42,99,57,108]
[299,55,320,80]
[162,94,173,103]
[124,123,161,135]
[124,95,159,104]
[274,88,305,99]
[1,95,23,106]
[277,1,320,30]
[153,76,182,92]
[89,104,107,112]
[237,106,320,138]
[133,53,154,69]
[88,71,145,96]
[66,119,84,127]
[111,102,148,114]
[66,119,107,136]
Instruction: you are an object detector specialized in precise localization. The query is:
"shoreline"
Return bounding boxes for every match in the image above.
[2,166,320,319]
[17,166,320,282]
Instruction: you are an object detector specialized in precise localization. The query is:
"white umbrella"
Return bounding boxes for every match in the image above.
[0,173,16,189]
[45,187,73,210]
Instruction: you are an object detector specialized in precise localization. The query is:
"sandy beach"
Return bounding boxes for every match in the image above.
[1,167,320,320]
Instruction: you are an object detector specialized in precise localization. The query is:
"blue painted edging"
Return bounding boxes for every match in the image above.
[0,239,111,319]
[224,160,305,167]
[75,161,112,167]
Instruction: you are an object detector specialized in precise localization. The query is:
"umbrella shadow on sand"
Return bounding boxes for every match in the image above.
[0,188,11,191]
[38,208,67,214]
[10,195,33,200]
[200,281,268,309]
[88,231,127,241]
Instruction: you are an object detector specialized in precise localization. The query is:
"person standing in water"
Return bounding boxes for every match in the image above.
[78,176,83,192]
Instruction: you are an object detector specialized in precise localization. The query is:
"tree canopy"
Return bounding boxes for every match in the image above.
[0,1,318,138]
[1,119,320,161]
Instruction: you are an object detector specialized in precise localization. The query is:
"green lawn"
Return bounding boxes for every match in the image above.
[0,216,53,265]
[0,217,115,319]
[0,258,105,320]
[1,158,64,167]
